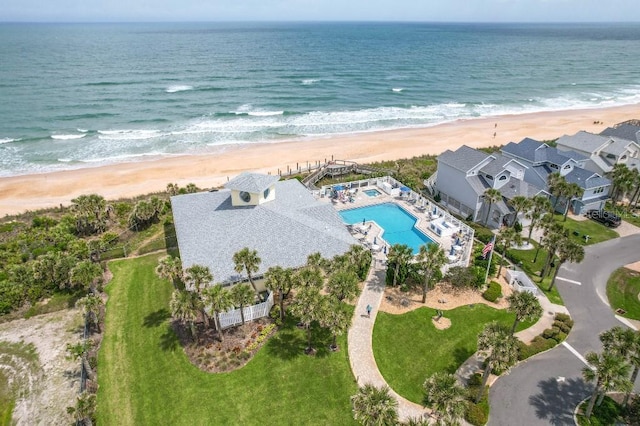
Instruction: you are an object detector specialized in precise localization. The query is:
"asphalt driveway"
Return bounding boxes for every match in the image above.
[489,234,640,425]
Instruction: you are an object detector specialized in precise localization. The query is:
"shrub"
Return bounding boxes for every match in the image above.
[482,281,502,303]
[542,327,560,340]
[465,398,489,426]
[555,313,574,328]
[554,331,567,343]
[468,372,483,386]
[553,320,571,334]
[518,336,557,361]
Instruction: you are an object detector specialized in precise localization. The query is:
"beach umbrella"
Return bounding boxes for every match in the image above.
[334,184,345,191]
[374,237,377,245]
[362,218,366,225]
[400,186,411,193]
[455,236,461,246]
[449,246,455,256]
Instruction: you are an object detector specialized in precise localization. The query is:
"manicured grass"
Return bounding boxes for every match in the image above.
[98,254,357,425]
[508,244,564,306]
[557,215,618,246]
[606,267,640,320]
[372,304,532,404]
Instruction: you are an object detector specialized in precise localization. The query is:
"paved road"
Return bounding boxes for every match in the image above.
[490,234,640,425]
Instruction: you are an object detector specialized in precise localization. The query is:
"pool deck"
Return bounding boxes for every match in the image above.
[315,179,473,269]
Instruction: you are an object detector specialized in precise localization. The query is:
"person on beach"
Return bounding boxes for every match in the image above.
[366,304,372,317]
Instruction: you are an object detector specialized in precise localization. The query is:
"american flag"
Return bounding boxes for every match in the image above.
[482,237,495,258]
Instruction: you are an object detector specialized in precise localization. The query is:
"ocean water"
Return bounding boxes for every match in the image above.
[1,22,640,177]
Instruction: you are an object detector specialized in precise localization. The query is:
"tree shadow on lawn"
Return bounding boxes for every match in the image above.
[158,323,180,352]
[447,346,475,374]
[265,319,333,361]
[143,308,171,328]
[529,376,589,424]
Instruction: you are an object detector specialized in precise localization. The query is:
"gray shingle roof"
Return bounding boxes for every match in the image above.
[564,168,611,190]
[498,179,544,200]
[224,172,281,193]
[502,137,585,165]
[600,124,640,143]
[438,145,491,173]
[479,152,513,176]
[172,178,357,285]
[556,131,609,154]
[600,137,636,156]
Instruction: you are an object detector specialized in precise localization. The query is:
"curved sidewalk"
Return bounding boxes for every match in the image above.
[347,259,430,421]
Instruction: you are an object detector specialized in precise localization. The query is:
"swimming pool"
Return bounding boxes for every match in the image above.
[363,188,382,197]
[339,203,434,254]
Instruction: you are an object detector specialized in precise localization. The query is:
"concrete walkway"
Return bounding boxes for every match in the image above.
[347,255,431,422]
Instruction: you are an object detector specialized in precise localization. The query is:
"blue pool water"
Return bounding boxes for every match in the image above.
[339,203,434,254]
[363,189,382,197]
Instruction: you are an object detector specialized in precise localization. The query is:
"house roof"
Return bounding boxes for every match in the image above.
[600,124,640,143]
[479,152,515,177]
[556,131,609,154]
[564,168,610,190]
[468,175,490,195]
[438,145,491,173]
[498,179,543,200]
[172,178,356,285]
[502,137,586,165]
[600,137,637,156]
[224,172,280,193]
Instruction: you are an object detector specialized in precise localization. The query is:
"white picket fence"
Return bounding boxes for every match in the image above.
[218,291,274,330]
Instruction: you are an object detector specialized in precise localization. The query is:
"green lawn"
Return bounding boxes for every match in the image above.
[606,267,640,320]
[557,215,619,246]
[507,245,564,305]
[98,254,357,425]
[372,305,532,404]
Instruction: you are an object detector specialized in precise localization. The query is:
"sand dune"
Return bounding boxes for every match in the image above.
[1,104,638,216]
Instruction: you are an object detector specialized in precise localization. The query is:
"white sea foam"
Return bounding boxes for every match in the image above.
[79,151,167,164]
[392,88,403,92]
[51,134,86,140]
[247,111,284,117]
[98,129,163,140]
[77,128,88,133]
[58,158,72,162]
[0,138,18,144]
[302,79,319,85]
[165,85,193,93]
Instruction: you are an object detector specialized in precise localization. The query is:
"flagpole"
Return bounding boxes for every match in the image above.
[483,235,495,284]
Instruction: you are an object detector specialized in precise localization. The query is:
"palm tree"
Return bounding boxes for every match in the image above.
[76,294,104,333]
[71,193,108,236]
[203,284,234,341]
[506,291,542,334]
[386,244,414,287]
[233,247,262,295]
[344,244,373,280]
[66,339,96,381]
[294,266,324,289]
[306,252,327,274]
[547,238,584,291]
[526,195,552,241]
[322,303,352,351]
[155,255,183,289]
[539,222,568,279]
[69,260,102,291]
[264,266,293,322]
[508,195,532,228]
[351,384,399,426]
[169,289,200,339]
[497,227,523,278]
[547,172,565,213]
[423,372,467,426]
[288,286,326,353]
[416,243,447,304]
[166,182,179,196]
[582,350,632,419]
[230,284,255,325]
[183,264,212,293]
[562,183,584,221]
[327,269,361,303]
[628,168,640,208]
[610,163,634,204]
[183,264,213,328]
[483,188,502,226]
[476,322,519,403]
[600,326,640,407]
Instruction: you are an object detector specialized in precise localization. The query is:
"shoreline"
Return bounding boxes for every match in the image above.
[1,103,638,217]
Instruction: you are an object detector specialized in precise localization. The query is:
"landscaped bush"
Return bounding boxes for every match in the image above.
[517,313,573,360]
[555,313,574,328]
[553,320,572,334]
[542,327,561,340]
[482,281,502,303]
[465,395,489,426]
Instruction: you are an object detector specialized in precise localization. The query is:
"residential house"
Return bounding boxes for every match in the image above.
[434,138,612,228]
[556,129,640,175]
[501,138,611,215]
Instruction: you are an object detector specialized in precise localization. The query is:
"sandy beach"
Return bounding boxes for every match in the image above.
[1,104,638,216]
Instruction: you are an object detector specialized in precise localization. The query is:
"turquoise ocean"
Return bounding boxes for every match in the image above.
[1,22,640,177]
